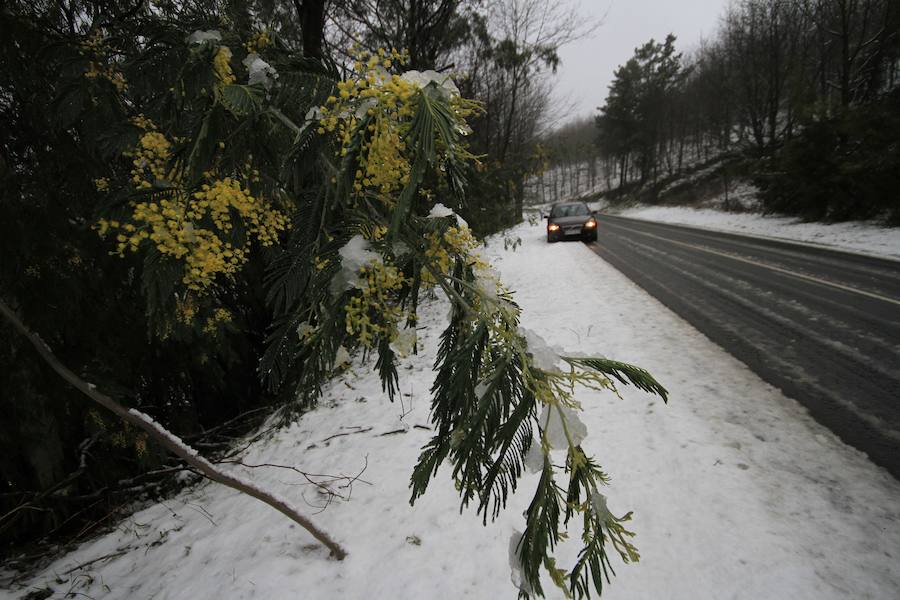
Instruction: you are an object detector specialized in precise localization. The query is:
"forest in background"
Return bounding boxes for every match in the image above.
[1,0,617,576]
[531,0,900,223]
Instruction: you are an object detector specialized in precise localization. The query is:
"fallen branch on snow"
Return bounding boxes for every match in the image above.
[0,298,347,560]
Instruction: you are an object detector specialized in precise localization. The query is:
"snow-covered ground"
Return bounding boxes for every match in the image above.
[611,204,900,260]
[6,222,900,600]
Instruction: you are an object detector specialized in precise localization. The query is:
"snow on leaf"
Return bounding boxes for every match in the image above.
[186,30,222,44]
[520,327,562,372]
[401,70,460,98]
[540,403,588,449]
[427,203,467,228]
[331,235,378,295]
[475,264,501,298]
[296,321,315,341]
[304,105,322,122]
[355,98,377,119]
[390,327,417,358]
[241,53,278,89]
[590,489,611,522]
[428,203,454,219]
[524,438,544,473]
[333,345,351,369]
[508,530,535,596]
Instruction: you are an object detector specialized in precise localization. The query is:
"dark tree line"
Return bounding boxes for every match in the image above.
[593,0,900,221]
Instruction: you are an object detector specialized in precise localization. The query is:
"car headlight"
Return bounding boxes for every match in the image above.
[584,218,597,228]
[548,223,560,231]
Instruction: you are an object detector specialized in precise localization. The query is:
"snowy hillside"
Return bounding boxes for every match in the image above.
[5,222,900,600]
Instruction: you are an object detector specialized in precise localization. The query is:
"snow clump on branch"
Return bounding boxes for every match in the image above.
[427,202,468,228]
[401,70,460,97]
[186,30,222,44]
[242,53,278,89]
[540,403,588,449]
[508,530,535,596]
[331,235,378,294]
[520,327,562,372]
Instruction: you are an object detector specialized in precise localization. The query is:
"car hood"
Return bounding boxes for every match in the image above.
[550,215,592,226]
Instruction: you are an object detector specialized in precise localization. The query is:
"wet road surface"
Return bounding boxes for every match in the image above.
[586,214,900,478]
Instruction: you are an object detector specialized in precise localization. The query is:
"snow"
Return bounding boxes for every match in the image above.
[589,490,610,521]
[333,345,351,369]
[520,326,562,372]
[295,321,314,340]
[186,30,221,44]
[611,205,900,259]
[508,530,534,595]
[428,202,468,228]
[242,53,278,89]
[540,404,588,449]
[427,202,455,219]
[389,327,416,358]
[6,222,900,600]
[401,70,460,97]
[331,235,377,294]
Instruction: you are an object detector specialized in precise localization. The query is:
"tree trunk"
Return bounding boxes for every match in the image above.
[298,0,327,60]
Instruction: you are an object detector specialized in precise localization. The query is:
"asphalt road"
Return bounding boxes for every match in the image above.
[587,214,900,479]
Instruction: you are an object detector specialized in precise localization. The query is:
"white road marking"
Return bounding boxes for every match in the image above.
[611,224,900,308]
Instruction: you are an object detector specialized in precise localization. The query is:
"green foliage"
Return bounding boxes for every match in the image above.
[596,34,686,186]
[2,4,668,598]
[755,89,900,222]
[563,357,669,401]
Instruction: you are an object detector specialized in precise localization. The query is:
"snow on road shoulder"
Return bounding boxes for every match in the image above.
[490,222,900,599]
[2,295,528,600]
[6,222,900,600]
[612,205,900,259]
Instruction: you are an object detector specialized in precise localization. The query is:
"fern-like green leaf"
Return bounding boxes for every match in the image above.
[563,356,668,401]
[220,83,264,117]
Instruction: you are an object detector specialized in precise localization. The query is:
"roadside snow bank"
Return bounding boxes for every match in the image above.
[488,222,900,600]
[612,205,900,259]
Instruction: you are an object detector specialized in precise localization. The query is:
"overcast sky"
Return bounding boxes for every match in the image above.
[550,0,732,126]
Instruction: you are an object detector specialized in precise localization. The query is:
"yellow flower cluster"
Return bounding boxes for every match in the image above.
[128,178,286,289]
[203,307,233,333]
[422,225,481,284]
[129,131,172,189]
[245,29,272,53]
[176,295,198,324]
[213,46,235,86]
[99,145,289,291]
[131,114,155,131]
[316,50,418,202]
[192,178,289,246]
[84,61,128,92]
[314,256,331,271]
[81,32,128,92]
[344,260,407,347]
[94,177,109,192]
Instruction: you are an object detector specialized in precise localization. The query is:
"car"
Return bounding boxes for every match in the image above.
[544,201,597,243]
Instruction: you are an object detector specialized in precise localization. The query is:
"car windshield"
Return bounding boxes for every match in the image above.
[550,204,589,217]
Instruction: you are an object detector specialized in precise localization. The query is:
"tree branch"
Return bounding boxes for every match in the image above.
[0,298,347,560]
